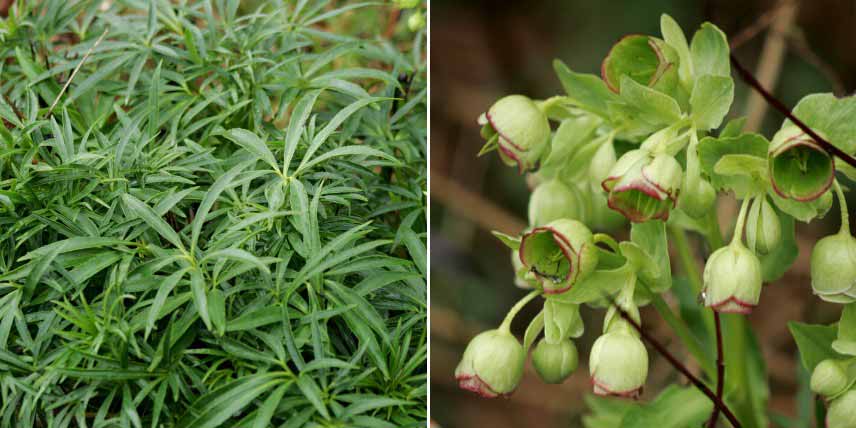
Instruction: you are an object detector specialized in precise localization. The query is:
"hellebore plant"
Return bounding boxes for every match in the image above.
[461,12,856,428]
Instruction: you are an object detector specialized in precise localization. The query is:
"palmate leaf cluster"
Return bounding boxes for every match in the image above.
[0,1,427,427]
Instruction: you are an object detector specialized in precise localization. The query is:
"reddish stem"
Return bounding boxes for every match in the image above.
[707,311,725,427]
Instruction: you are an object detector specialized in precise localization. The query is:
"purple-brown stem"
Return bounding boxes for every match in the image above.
[707,311,725,427]
[605,295,743,428]
[729,53,856,169]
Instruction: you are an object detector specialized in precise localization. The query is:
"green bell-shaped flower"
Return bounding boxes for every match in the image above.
[532,338,579,384]
[455,329,526,398]
[811,359,851,398]
[746,196,781,255]
[602,149,682,222]
[589,331,648,398]
[528,179,588,226]
[810,232,856,304]
[827,389,856,428]
[478,95,550,173]
[703,240,763,314]
[519,219,598,294]
[601,35,679,96]
[769,124,834,202]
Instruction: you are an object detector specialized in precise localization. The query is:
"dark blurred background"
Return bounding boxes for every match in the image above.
[429,0,856,427]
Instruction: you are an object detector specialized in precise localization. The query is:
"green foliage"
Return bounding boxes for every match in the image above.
[0,0,427,426]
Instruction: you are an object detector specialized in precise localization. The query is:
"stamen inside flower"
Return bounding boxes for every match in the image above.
[521,229,572,283]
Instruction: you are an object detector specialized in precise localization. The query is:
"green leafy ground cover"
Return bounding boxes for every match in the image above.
[0,1,426,427]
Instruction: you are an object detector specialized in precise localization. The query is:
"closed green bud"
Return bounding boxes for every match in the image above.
[810,231,856,304]
[519,219,598,294]
[478,95,550,173]
[827,389,856,428]
[455,329,526,398]
[746,196,781,255]
[602,150,682,222]
[703,242,763,314]
[769,124,834,202]
[589,331,648,398]
[532,339,579,384]
[528,179,587,226]
[811,359,850,398]
[678,174,716,218]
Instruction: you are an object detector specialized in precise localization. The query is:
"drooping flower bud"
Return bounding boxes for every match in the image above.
[478,95,550,173]
[678,175,716,219]
[589,331,648,398]
[746,196,781,255]
[827,389,856,428]
[455,329,526,398]
[768,124,834,202]
[810,232,856,304]
[519,219,598,294]
[528,179,587,226]
[532,338,579,384]
[602,149,682,222]
[703,241,763,314]
[811,359,850,398]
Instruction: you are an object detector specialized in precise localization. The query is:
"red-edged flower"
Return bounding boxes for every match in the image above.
[518,219,598,294]
[769,125,834,202]
[478,95,550,173]
[601,150,682,222]
[454,329,526,398]
[702,241,763,314]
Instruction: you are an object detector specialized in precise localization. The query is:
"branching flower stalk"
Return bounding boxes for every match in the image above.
[457,11,856,428]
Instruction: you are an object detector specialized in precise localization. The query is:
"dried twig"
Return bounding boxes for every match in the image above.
[47,28,109,116]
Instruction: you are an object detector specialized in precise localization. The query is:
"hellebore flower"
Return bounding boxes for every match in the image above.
[478,95,550,173]
[602,149,682,222]
[589,331,649,398]
[827,389,856,428]
[455,329,526,398]
[769,125,834,202]
[746,196,781,255]
[519,219,598,294]
[703,239,763,314]
[811,359,851,398]
[811,182,856,303]
[532,338,579,384]
[601,35,679,96]
[528,179,588,226]
[810,231,856,304]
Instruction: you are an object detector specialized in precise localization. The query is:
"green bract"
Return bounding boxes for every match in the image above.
[769,125,834,201]
[479,95,551,172]
[519,219,598,294]
[532,339,579,384]
[455,329,526,398]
